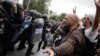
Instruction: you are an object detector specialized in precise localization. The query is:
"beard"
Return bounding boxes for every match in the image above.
[62,25,71,36]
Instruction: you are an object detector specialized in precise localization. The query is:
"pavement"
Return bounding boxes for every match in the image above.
[6,42,44,56]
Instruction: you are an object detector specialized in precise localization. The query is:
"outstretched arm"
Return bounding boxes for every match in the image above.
[92,0,100,31]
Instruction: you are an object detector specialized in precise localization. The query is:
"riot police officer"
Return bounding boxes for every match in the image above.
[0,0,17,56]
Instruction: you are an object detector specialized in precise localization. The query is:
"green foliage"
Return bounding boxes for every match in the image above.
[50,15,57,20]
[29,0,49,14]
[50,13,66,21]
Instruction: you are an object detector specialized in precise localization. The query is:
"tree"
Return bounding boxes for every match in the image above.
[58,13,66,20]
[50,15,57,20]
[50,13,66,21]
[29,0,50,14]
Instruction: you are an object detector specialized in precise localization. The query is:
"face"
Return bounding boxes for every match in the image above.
[61,15,74,34]
[83,18,90,27]
[62,15,73,27]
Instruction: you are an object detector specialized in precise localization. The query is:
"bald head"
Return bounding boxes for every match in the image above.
[63,14,79,27]
[67,14,79,23]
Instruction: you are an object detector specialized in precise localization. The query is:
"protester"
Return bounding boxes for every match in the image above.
[43,13,85,56]
[0,0,100,56]
[81,0,100,56]
[96,25,100,56]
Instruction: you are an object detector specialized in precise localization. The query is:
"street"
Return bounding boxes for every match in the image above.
[6,42,43,56]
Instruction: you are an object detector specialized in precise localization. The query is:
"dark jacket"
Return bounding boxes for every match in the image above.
[53,29,85,56]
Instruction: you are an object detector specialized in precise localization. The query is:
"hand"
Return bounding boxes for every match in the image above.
[43,48,54,56]
[95,0,100,9]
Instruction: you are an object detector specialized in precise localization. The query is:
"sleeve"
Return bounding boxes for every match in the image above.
[90,28,98,43]
[52,31,82,56]
[53,40,74,56]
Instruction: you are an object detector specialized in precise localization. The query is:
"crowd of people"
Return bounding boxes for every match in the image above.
[0,0,100,56]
